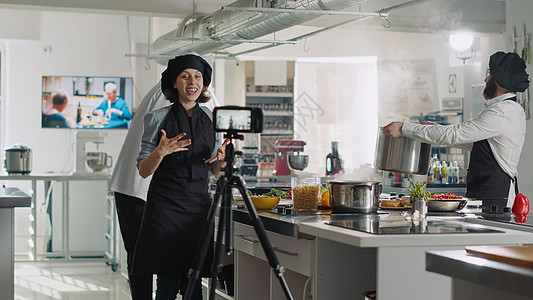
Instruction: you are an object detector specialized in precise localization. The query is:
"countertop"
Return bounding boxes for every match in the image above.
[0,187,31,208]
[233,206,533,247]
[426,249,533,298]
[0,172,111,180]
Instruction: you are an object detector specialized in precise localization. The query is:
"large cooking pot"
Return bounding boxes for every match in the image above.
[374,127,431,175]
[329,180,382,213]
[4,145,32,174]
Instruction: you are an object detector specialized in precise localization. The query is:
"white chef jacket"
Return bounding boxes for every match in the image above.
[402,92,526,202]
[109,83,169,201]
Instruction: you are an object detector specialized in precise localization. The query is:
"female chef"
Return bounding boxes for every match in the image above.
[383,51,529,207]
[133,53,227,300]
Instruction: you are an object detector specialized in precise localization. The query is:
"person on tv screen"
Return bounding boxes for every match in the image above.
[93,82,133,124]
[42,90,71,128]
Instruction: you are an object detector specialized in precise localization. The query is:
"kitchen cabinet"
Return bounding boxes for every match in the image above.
[233,221,314,300]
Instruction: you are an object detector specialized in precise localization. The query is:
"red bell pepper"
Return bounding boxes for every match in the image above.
[514,214,529,223]
[512,193,530,216]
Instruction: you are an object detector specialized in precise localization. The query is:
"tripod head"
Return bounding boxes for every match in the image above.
[222,131,244,176]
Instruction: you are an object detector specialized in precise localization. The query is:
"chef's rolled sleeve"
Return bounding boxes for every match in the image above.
[136,108,168,168]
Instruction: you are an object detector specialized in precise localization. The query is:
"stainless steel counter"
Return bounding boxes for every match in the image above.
[0,186,31,208]
[0,173,116,266]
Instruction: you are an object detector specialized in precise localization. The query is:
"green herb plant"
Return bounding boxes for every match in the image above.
[407,178,431,202]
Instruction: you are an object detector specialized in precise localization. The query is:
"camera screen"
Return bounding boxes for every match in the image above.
[215,108,252,131]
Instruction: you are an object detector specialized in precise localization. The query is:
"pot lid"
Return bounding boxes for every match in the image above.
[328,179,382,185]
[5,145,31,151]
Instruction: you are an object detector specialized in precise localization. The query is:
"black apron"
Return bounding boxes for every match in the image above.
[132,103,215,275]
[465,96,516,201]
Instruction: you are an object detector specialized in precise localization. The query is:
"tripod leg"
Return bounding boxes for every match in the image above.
[234,175,294,300]
[208,182,232,299]
[184,176,227,300]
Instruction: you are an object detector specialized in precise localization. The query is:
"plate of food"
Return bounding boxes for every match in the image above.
[379,199,411,210]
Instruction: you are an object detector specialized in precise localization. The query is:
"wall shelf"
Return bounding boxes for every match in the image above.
[246,92,293,98]
[263,111,293,116]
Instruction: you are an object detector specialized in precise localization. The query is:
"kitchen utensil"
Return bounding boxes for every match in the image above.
[4,145,32,174]
[287,153,309,171]
[374,127,432,175]
[427,199,467,212]
[86,152,113,171]
[329,180,382,213]
[250,196,281,210]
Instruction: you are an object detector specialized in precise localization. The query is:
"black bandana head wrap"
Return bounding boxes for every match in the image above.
[489,51,529,93]
[161,54,212,102]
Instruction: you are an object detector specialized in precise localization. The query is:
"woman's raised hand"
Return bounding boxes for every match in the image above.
[157,129,191,157]
[206,139,230,164]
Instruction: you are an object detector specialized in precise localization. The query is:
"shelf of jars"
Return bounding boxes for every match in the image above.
[246,92,293,98]
[247,102,293,113]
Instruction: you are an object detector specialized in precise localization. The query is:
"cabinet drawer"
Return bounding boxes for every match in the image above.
[234,222,314,276]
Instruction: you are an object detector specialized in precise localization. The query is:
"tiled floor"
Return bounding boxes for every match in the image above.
[14,261,132,300]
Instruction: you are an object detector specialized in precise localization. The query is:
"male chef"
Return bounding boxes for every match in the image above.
[383,51,530,207]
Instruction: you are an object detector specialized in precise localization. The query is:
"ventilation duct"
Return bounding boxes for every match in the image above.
[151,0,369,59]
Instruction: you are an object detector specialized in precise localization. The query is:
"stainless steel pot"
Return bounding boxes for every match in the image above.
[4,145,32,174]
[374,127,431,175]
[329,180,382,213]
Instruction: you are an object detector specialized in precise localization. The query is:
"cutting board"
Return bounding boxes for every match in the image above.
[466,245,533,269]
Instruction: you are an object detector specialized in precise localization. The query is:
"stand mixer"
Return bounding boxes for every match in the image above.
[274,140,306,176]
[74,131,107,174]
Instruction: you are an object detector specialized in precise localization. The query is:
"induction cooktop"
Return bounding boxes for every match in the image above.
[326,214,504,235]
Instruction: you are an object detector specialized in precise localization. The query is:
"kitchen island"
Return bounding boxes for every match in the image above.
[232,208,533,300]
[427,249,533,300]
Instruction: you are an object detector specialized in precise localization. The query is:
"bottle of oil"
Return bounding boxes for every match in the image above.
[76,102,82,123]
[427,154,439,183]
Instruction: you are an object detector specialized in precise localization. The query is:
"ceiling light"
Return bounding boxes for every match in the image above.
[449,33,474,52]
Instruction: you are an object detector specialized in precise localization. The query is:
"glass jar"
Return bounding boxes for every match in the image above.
[291,176,321,211]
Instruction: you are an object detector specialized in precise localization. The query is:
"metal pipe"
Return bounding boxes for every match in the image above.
[166,37,296,44]
[221,6,388,17]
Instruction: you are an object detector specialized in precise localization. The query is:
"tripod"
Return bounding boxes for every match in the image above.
[184,132,294,300]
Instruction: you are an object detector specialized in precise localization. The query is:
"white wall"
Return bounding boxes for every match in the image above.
[508,0,533,199]
[0,10,173,173]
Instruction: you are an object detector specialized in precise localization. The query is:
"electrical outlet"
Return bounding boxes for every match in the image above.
[43,46,52,53]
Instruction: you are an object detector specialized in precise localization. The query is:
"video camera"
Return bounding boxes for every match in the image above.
[213,105,263,133]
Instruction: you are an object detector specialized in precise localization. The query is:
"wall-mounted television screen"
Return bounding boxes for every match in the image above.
[42,76,134,129]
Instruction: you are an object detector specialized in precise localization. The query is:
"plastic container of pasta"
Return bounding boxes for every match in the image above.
[291,173,321,211]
